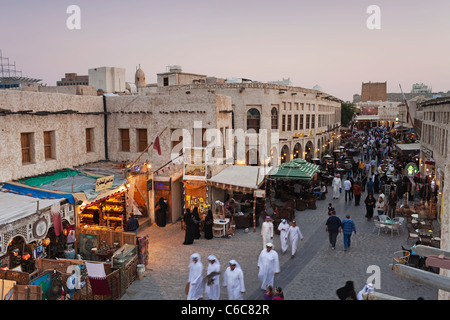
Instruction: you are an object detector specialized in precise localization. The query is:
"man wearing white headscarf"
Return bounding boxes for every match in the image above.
[223,260,245,300]
[356,283,374,300]
[261,216,274,249]
[277,219,290,254]
[332,174,342,199]
[257,243,280,290]
[204,255,220,300]
[286,220,303,258]
[187,253,203,300]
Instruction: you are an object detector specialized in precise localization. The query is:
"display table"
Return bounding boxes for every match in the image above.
[213,218,230,237]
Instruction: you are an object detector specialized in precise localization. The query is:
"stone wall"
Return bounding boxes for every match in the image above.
[0,90,105,182]
[104,91,232,169]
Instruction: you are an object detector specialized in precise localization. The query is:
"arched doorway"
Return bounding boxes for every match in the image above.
[293,143,302,159]
[281,145,290,164]
[305,141,314,161]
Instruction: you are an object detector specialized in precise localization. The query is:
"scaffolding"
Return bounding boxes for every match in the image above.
[0,50,42,89]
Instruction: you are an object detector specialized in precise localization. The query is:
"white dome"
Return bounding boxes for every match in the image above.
[135,66,146,87]
[312,84,323,92]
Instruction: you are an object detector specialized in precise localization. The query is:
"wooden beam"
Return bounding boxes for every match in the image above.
[362,292,405,300]
[390,264,450,292]
[414,245,450,258]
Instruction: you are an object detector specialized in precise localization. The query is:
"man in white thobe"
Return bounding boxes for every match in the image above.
[204,255,220,300]
[257,243,280,290]
[187,253,203,300]
[332,174,342,199]
[261,216,274,249]
[223,260,245,300]
[277,219,290,254]
[286,220,303,258]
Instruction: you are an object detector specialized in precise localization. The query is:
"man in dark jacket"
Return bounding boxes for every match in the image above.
[325,211,342,250]
[386,190,399,218]
[126,214,139,233]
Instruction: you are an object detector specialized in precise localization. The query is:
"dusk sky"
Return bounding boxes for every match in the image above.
[1,0,449,101]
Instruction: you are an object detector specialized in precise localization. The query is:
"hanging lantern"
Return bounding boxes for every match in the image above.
[43,238,51,246]
[62,228,68,236]
[22,253,31,260]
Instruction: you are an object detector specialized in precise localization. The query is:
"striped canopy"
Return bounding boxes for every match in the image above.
[269,158,319,180]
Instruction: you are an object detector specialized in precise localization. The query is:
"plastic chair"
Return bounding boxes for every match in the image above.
[212,226,224,238]
[378,215,391,223]
[387,222,401,237]
[393,217,404,225]
[373,220,388,235]
[393,250,410,265]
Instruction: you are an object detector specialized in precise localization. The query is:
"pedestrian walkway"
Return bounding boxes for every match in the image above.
[122,191,438,300]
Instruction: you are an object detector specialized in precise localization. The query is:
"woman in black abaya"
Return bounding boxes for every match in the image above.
[192,207,201,239]
[204,210,214,240]
[182,208,195,245]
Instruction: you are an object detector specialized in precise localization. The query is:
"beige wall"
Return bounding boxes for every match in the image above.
[105,91,232,169]
[0,90,105,182]
[150,82,341,165]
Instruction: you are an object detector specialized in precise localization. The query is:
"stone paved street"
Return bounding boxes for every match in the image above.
[122,189,438,300]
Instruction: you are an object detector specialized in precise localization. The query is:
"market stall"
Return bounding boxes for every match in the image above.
[0,188,75,272]
[268,158,320,218]
[207,165,272,229]
[0,243,139,300]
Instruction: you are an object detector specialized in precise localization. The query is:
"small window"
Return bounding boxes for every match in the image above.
[271,107,278,130]
[86,128,94,153]
[247,108,260,133]
[120,129,130,152]
[43,131,55,160]
[21,132,34,164]
[163,77,169,86]
[137,129,148,152]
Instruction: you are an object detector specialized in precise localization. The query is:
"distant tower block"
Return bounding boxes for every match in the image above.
[135,65,146,88]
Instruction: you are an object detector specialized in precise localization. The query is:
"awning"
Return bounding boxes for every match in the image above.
[0,189,63,226]
[14,163,126,202]
[208,165,271,193]
[1,182,76,204]
[395,143,420,153]
[269,158,319,180]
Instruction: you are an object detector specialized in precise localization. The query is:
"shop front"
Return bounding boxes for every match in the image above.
[207,165,271,230]
[0,187,75,272]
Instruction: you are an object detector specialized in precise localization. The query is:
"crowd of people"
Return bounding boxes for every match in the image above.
[327,125,439,219]
[185,244,285,301]
[181,123,439,300]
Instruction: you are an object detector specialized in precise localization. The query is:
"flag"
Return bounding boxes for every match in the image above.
[85,262,110,295]
[153,136,161,155]
[399,84,413,127]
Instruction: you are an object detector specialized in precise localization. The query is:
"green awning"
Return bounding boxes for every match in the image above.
[19,168,82,187]
[270,158,319,180]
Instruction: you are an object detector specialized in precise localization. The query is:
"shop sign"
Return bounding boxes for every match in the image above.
[94,175,115,192]
[254,190,266,198]
[183,147,207,181]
